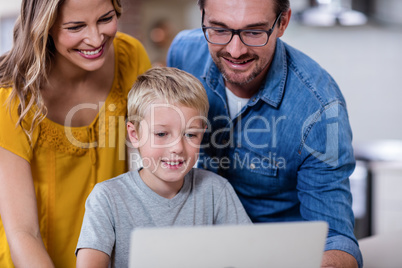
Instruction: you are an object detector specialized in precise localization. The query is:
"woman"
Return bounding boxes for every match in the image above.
[0,0,151,266]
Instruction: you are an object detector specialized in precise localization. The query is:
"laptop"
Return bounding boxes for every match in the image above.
[129,221,328,268]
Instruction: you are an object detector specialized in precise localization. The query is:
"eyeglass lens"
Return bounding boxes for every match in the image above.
[204,29,269,46]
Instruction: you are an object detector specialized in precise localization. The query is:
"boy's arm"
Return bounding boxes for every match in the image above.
[76,248,110,268]
[75,184,115,265]
[214,179,251,224]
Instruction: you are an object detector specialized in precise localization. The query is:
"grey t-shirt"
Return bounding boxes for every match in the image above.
[76,168,251,267]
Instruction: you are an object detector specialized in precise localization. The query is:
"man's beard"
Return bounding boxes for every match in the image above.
[213,52,264,86]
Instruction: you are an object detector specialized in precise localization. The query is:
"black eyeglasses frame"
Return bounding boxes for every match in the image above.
[201,9,282,47]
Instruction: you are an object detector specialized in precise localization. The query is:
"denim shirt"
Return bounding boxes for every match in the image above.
[167,28,362,267]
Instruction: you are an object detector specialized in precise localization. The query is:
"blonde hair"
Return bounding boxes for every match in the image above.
[0,0,122,140]
[127,67,209,130]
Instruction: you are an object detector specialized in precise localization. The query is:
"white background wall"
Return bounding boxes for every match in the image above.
[0,0,20,54]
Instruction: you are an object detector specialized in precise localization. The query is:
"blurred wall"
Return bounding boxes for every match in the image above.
[0,0,20,54]
[119,0,200,66]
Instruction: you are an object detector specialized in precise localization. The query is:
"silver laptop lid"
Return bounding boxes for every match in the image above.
[129,221,328,268]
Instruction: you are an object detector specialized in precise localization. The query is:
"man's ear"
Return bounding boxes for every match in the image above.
[127,121,140,148]
[277,8,292,38]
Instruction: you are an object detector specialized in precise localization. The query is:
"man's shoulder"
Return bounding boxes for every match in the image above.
[173,28,205,43]
[168,28,210,71]
[280,40,346,106]
[281,41,326,75]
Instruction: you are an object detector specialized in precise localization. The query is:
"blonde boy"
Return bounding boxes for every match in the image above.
[76,67,251,267]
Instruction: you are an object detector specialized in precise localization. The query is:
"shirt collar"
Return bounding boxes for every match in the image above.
[258,38,287,108]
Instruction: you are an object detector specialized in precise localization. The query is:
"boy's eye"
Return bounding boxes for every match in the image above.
[155,132,167,137]
[185,133,197,138]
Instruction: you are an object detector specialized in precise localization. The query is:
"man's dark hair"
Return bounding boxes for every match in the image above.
[197,0,290,20]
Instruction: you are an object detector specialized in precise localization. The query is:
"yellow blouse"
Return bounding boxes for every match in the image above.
[0,32,151,267]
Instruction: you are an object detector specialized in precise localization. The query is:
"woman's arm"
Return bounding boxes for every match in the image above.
[0,146,54,267]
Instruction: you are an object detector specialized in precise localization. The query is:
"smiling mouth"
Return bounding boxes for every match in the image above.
[225,58,254,65]
[161,159,187,170]
[163,160,184,166]
[78,44,104,55]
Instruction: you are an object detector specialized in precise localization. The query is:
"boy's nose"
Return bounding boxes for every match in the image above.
[169,137,184,155]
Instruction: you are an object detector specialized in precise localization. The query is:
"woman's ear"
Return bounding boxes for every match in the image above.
[127,121,140,148]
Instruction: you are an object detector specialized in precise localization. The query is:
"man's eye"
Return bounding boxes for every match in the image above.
[212,28,230,35]
[243,31,264,37]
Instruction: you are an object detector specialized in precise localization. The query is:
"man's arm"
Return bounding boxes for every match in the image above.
[297,102,362,267]
[322,250,358,268]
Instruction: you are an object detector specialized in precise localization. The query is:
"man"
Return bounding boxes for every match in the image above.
[167,0,362,267]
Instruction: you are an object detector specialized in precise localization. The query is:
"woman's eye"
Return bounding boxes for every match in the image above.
[67,25,84,31]
[99,16,113,23]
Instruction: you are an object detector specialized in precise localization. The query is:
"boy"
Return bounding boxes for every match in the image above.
[75,67,251,267]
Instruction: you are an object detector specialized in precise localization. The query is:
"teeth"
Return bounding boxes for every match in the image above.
[232,60,248,64]
[80,46,102,55]
[165,161,181,166]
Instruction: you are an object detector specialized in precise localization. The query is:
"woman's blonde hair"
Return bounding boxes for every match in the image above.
[0,0,122,140]
[127,67,209,131]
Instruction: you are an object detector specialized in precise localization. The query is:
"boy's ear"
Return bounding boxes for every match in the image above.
[127,121,140,148]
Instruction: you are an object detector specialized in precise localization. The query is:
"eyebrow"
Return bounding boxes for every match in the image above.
[187,124,204,129]
[207,19,269,29]
[151,124,203,129]
[62,10,115,25]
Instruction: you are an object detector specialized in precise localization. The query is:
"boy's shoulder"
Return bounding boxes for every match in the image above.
[189,168,230,189]
[92,171,137,194]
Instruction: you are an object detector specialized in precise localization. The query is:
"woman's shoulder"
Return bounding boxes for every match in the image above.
[0,86,12,99]
[113,32,151,95]
[114,32,151,63]
[0,86,19,122]
[114,32,141,45]
[0,87,35,162]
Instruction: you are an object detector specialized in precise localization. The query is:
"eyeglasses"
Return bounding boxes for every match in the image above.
[201,9,282,47]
